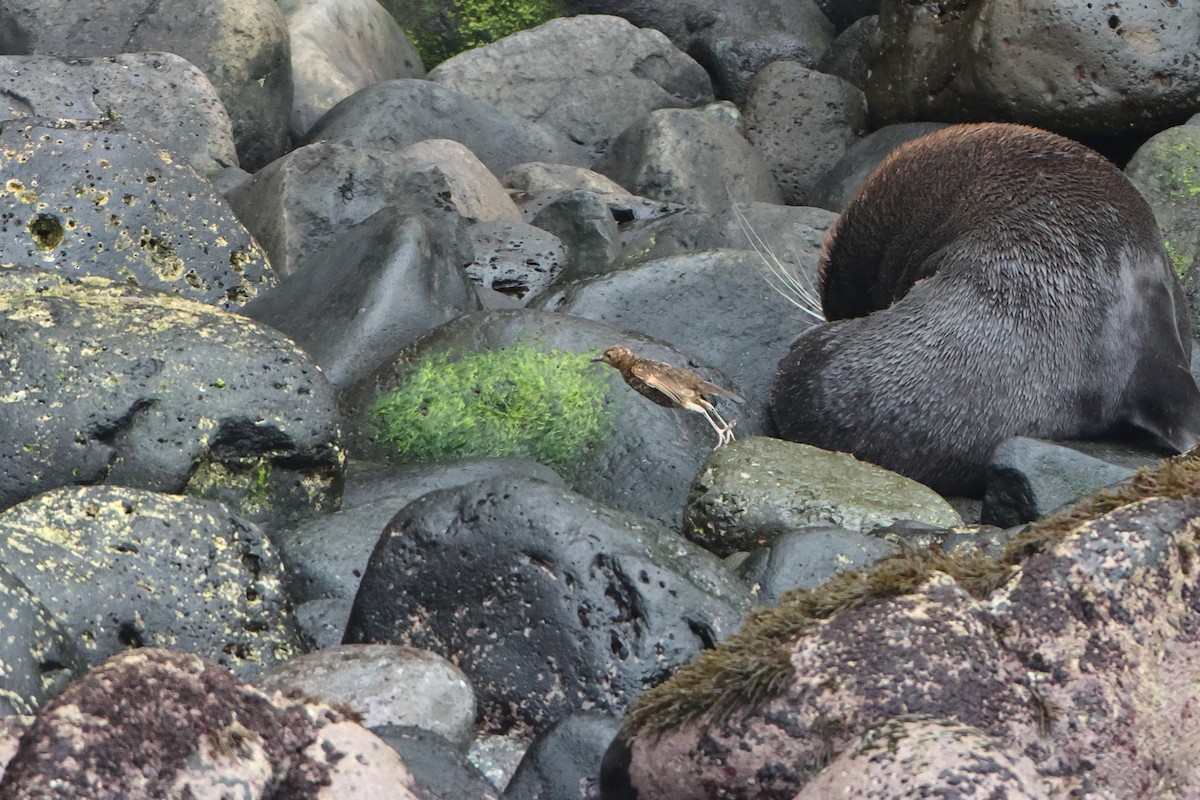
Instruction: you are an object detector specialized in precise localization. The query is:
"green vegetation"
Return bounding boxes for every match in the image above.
[370,344,611,472]
[406,0,566,67]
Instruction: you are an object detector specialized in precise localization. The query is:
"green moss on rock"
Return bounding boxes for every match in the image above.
[369,344,611,472]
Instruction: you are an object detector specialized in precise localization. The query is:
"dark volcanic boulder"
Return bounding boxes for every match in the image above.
[0,53,237,176]
[241,208,480,390]
[865,0,1200,136]
[0,565,86,717]
[429,15,713,162]
[344,476,753,735]
[0,0,292,170]
[338,308,747,528]
[0,121,270,309]
[303,78,586,175]
[0,270,342,526]
[0,486,306,678]
[226,141,470,279]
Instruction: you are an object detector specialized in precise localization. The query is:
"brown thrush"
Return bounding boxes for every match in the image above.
[593,345,744,447]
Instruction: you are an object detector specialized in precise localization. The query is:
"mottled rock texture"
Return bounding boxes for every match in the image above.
[0,121,270,308]
[0,648,419,799]
[0,486,306,678]
[0,270,342,525]
[605,455,1200,799]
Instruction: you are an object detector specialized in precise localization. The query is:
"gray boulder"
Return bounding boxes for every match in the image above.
[594,107,782,212]
[529,249,802,418]
[0,120,270,309]
[866,0,1200,135]
[0,53,237,176]
[1126,124,1200,340]
[0,0,292,170]
[0,565,85,717]
[0,487,305,678]
[429,15,713,162]
[277,457,563,647]
[338,308,747,528]
[241,208,479,390]
[743,61,867,205]
[226,141,470,279]
[0,270,342,526]
[304,78,587,175]
[280,0,424,139]
[344,476,753,734]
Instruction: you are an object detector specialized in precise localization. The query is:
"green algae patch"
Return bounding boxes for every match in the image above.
[369,344,611,472]
[393,0,567,67]
[622,447,1200,736]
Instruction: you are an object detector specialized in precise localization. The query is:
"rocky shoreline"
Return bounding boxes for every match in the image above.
[1,1,1200,798]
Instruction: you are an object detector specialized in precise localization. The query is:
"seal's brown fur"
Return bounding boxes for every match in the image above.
[770,123,1200,495]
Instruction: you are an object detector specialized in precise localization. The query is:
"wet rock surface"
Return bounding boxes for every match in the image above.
[2,4,1199,797]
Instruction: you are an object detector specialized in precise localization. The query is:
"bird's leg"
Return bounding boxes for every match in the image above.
[699,401,737,448]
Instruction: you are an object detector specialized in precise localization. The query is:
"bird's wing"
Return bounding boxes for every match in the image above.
[698,379,745,404]
[630,361,693,407]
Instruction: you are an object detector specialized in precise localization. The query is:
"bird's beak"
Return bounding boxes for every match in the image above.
[590,355,604,363]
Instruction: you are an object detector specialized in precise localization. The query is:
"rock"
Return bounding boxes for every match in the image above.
[981,437,1135,528]
[866,0,1200,136]
[504,163,635,203]
[398,139,522,223]
[619,201,835,287]
[277,457,564,647]
[279,0,424,139]
[338,308,747,528]
[0,0,292,170]
[805,121,948,211]
[0,270,342,525]
[240,208,479,390]
[558,0,833,90]
[225,141,470,279]
[0,120,271,309]
[467,220,568,303]
[0,648,420,799]
[594,107,782,212]
[503,713,621,800]
[794,717,1051,800]
[372,726,501,799]
[528,189,622,279]
[0,53,237,176]
[344,476,753,735]
[303,78,587,175]
[256,645,477,749]
[815,14,882,89]
[604,467,1200,798]
[1126,124,1200,339]
[810,0,879,32]
[0,566,86,717]
[743,60,867,205]
[429,15,713,162]
[528,250,811,422]
[736,527,897,605]
[469,734,530,792]
[684,437,963,557]
[691,32,829,106]
[0,486,305,678]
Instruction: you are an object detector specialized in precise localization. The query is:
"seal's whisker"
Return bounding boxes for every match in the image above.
[731,202,825,322]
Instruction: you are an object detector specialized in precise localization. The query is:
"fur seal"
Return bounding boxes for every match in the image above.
[770,122,1200,495]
